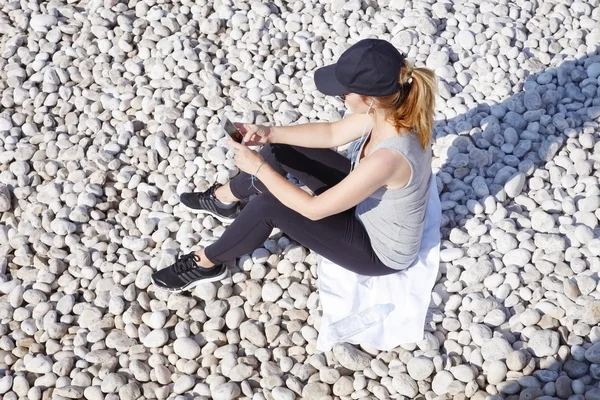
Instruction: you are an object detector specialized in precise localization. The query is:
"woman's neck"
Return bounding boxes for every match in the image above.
[370,111,398,142]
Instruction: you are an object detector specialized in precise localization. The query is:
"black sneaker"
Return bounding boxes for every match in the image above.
[151,253,228,293]
[180,184,241,224]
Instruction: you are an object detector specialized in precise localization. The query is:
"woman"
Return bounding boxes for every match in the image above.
[151,39,437,292]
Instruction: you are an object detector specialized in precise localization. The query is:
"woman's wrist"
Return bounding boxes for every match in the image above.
[254,160,268,178]
[267,126,277,144]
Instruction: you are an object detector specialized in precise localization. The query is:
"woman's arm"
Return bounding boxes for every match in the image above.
[269,122,333,148]
[269,113,373,149]
[256,148,410,221]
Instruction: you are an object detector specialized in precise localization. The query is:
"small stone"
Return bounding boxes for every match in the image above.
[392,373,418,397]
[239,321,266,347]
[456,30,476,49]
[105,330,136,352]
[211,382,241,400]
[451,365,476,382]
[54,385,85,398]
[229,364,253,382]
[302,382,330,400]
[506,350,527,371]
[431,370,454,395]
[30,13,58,32]
[333,343,372,371]
[528,330,559,357]
[481,337,512,361]
[585,342,600,363]
[173,338,201,359]
[0,184,11,212]
[333,376,354,396]
[119,382,141,400]
[173,375,195,394]
[487,361,508,384]
[272,386,296,400]
[563,360,589,379]
[25,355,53,373]
[262,281,283,302]
[504,172,525,197]
[582,301,600,325]
[142,329,169,348]
[101,373,127,393]
[407,357,435,380]
[225,307,245,330]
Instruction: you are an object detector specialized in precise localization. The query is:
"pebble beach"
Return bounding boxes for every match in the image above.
[1,0,600,399]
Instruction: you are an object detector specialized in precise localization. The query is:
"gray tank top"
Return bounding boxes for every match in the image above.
[351,130,432,270]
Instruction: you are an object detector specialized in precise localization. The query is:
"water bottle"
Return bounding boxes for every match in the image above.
[329,303,395,341]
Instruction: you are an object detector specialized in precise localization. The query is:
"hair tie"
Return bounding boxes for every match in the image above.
[407,72,413,85]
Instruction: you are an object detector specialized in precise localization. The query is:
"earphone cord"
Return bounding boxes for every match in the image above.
[351,101,373,171]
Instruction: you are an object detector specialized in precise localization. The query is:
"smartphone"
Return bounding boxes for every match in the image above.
[220,116,244,143]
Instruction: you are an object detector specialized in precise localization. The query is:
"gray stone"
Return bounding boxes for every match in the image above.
[585,342,600,363]
[563,360,589,379]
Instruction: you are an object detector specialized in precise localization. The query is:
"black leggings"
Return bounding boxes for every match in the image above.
[204,144,397,276]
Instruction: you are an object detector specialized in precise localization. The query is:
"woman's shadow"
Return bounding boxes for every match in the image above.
[416,50,600,390]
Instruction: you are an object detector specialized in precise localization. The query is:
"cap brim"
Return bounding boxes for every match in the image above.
[314,64,349,96]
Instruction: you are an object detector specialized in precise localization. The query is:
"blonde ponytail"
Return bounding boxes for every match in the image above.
[368,62,437,150]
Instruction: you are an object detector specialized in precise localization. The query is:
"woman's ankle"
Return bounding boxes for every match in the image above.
[214,184,240,203]
[194,248,216,268]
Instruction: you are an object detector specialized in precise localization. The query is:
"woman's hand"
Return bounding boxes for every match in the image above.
[228,140,266,175]
[234,123,272,146]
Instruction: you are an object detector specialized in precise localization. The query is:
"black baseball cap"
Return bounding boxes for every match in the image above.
[314,39,406,97]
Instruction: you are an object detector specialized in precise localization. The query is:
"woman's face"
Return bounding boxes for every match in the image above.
[344,93,372,114]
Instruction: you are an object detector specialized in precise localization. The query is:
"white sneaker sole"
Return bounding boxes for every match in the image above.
[184,207,236,224]
[151,268,229,293]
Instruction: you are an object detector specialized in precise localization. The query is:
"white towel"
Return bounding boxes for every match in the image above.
[316,174,442,351]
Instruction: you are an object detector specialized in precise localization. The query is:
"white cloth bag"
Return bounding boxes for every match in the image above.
[316,174,442,351]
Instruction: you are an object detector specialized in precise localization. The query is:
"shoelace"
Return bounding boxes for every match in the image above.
[172,253,202,275]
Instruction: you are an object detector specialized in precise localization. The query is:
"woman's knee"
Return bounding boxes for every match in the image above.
[250,192,280,209]
[246,192,290,220]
